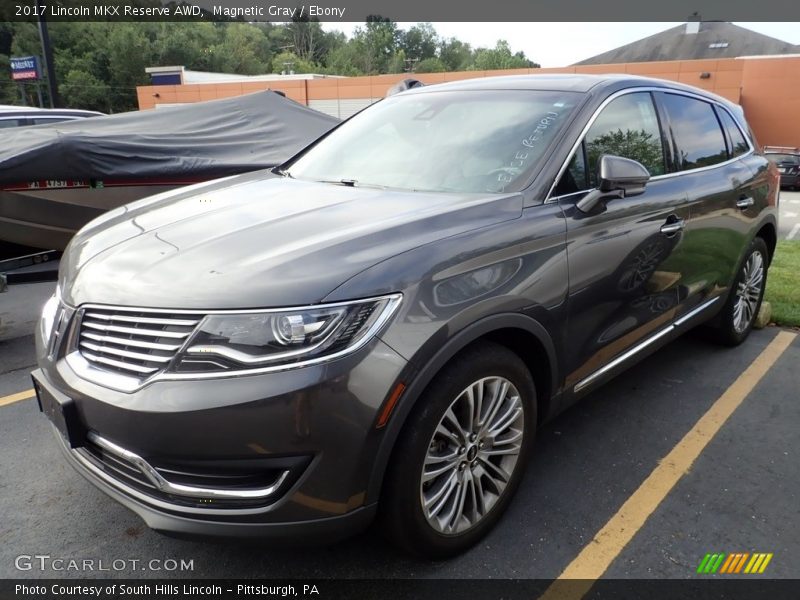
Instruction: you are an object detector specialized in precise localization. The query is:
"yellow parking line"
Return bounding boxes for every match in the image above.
[539,330,796,600]
[0,389,36,408]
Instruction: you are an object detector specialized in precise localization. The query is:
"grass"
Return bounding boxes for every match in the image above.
[765,240,800,328]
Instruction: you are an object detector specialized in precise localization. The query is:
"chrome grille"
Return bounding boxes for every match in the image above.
[77,307,201,378]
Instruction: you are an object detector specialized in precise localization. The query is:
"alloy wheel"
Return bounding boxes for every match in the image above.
[733,250,764,333]
[420,376,525,535]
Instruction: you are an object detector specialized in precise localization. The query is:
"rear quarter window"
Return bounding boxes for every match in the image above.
[715,108,750,158]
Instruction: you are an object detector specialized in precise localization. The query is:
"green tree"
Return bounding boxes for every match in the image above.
[323,43,364,76]
[272,51,317,75]
[59,69,112,112]
[0,20,540,111]
[151,22,219,70]
[471,40,538,70]
[351,16,399,74]
[439,38,473,71]
[400,23,438,61]
[286,16,325,63]
[415,57,447,73]
[207,23,270,75]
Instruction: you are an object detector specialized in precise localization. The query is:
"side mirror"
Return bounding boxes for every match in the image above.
[576,155,651,213]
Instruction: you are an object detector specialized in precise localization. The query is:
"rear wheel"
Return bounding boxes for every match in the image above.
[709,237,768,346]
[380,342,536,558]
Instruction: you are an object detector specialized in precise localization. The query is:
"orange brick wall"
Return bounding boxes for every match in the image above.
[136,56,800,147]
[739,56,800,147]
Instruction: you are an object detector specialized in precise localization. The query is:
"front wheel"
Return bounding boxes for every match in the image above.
[709,236,769,346]
[380,342,536,558]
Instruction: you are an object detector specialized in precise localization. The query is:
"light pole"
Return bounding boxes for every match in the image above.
[36,0,60,107]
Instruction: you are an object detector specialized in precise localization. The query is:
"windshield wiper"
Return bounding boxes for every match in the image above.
[273,167,293,178]
[314,179,358,187]
[318,179,396,190]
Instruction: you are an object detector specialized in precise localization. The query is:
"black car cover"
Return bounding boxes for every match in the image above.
[0,91,340,184]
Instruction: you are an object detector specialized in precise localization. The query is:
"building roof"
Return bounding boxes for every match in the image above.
[575,22,799,65]
[144,66,343,85]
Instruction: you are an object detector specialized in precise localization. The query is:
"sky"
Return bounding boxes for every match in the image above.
[320,23,800,67]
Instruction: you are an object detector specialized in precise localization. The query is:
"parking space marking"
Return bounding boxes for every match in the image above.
[788,224,800,240]
[539,330,797,599]
[0,389,35,408]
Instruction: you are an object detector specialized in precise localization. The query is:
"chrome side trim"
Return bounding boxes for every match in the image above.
[545,86,755,204]
[672,295,722,328]
[70,431,289,516]
[574,296,721,394]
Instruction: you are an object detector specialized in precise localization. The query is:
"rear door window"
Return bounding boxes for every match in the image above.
[659,93,728,170]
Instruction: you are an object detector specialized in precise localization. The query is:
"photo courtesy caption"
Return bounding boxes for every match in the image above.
[16,584,321,596]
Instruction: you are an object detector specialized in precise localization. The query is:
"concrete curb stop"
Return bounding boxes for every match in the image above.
[754,301,772,329]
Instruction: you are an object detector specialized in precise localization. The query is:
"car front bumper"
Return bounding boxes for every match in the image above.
[32,329,408,540]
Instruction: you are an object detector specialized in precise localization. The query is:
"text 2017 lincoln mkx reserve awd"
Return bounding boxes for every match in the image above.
[33,75,779,558]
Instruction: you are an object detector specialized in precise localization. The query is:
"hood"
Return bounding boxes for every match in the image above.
[61,172,523,309]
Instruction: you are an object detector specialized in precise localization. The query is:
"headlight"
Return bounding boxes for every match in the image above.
[171,294,402,373]
[39,292,60,347]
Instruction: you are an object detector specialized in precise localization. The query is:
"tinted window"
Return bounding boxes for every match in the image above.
[716,108,749,157]
[584,92,665,187]
[660,94,727,170]
[554,146,588,196]
[0,119,23,128]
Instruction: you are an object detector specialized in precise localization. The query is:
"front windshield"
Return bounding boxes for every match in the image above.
[286,89,582,194]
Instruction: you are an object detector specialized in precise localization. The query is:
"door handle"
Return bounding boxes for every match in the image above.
[660,217,685,236]
[736,196,755,209]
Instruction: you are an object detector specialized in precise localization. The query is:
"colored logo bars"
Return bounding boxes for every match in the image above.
[697,552,773,574]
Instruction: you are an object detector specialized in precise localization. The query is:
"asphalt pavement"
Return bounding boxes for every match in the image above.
[0,282,797,581]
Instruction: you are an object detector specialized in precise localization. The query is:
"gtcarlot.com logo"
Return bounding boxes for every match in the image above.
[697,552,773,574]
[14,554,194,572]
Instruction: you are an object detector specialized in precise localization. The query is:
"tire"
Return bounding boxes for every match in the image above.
[709,236,769,346]
[379,341,536,559]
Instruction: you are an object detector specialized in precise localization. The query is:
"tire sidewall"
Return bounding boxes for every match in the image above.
[721,237,769,345]
[381,342,536,558]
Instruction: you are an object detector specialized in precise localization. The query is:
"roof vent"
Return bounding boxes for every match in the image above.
[685,13,701,35]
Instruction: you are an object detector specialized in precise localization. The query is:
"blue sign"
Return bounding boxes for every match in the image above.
[10,56,41,81]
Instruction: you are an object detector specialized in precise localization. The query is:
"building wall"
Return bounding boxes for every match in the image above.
[739,56,800,147]
[136,56,800,147]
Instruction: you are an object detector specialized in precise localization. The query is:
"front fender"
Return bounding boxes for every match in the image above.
[365,311,560,504]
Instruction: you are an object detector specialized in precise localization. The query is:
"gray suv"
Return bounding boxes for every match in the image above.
[33,75,779,558]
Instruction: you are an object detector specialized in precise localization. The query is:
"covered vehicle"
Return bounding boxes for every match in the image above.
[0,105,103,128]
[0,91,340,250]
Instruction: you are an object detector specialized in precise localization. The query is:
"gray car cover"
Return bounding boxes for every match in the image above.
[0,91,340,184]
